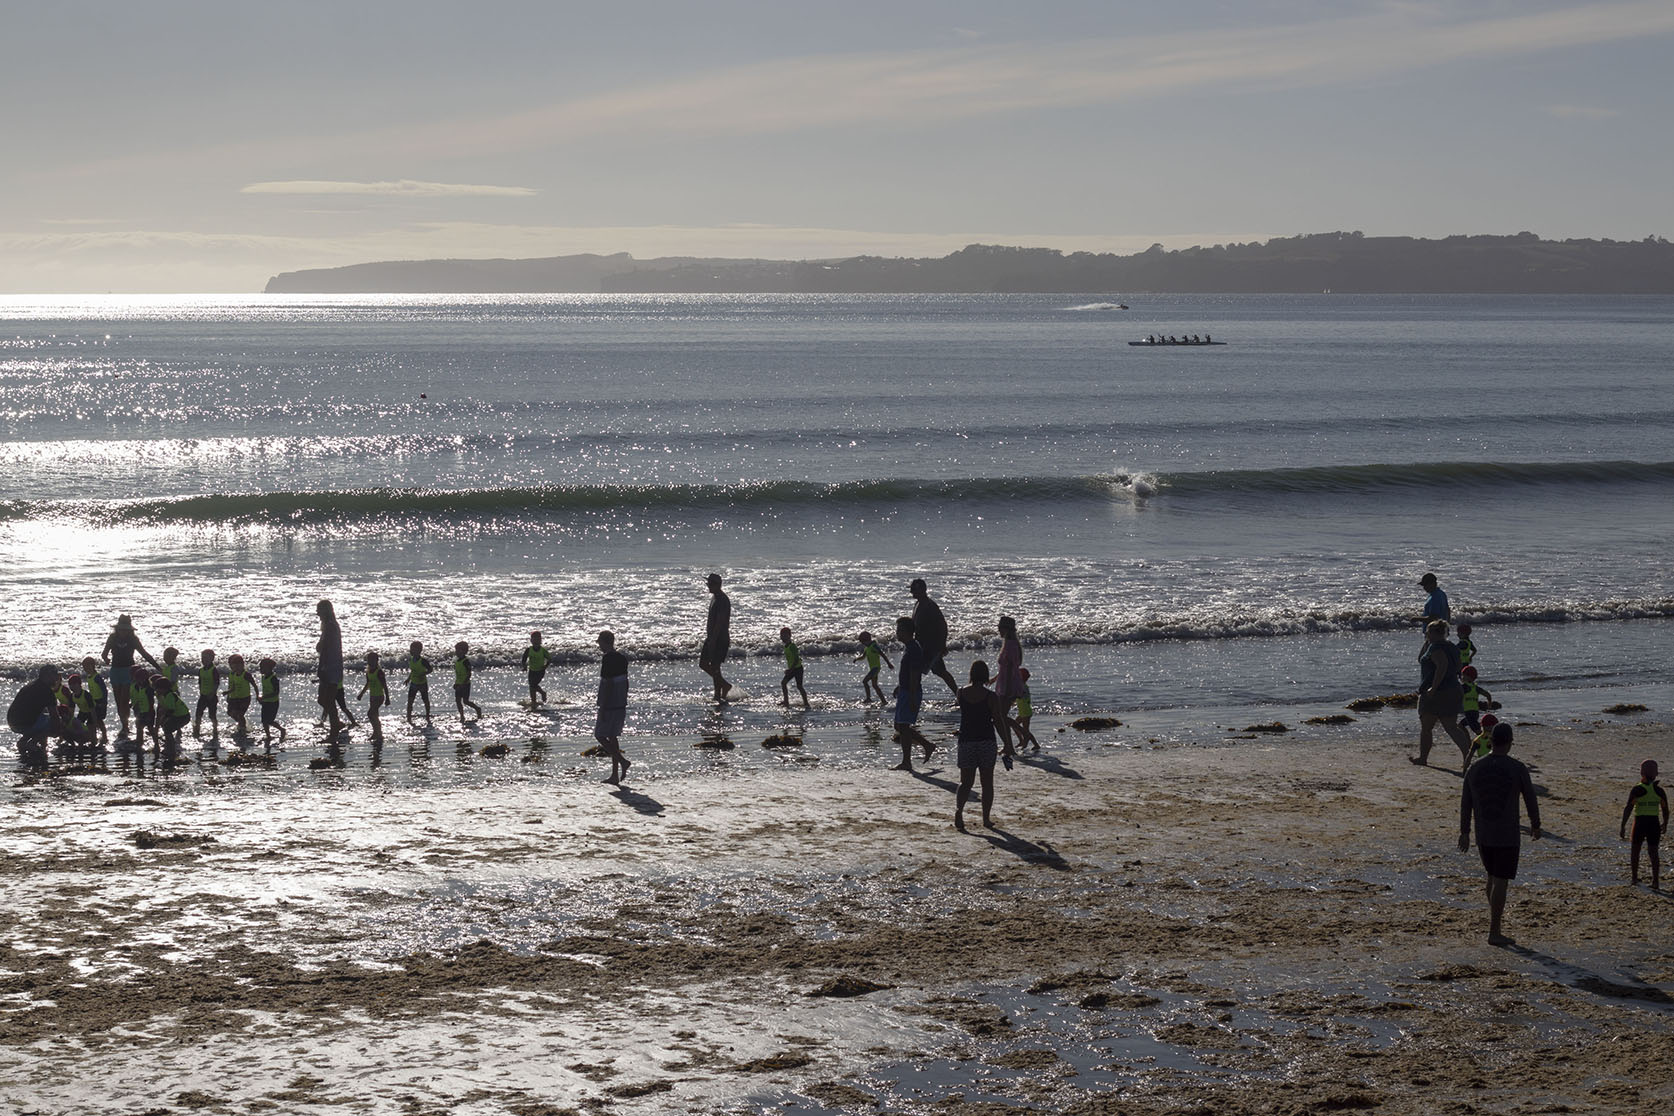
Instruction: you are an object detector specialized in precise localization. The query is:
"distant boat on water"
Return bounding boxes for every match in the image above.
[1129,336,1225,346]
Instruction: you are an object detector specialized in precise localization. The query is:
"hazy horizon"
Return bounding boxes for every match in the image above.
[5,0,1673,293]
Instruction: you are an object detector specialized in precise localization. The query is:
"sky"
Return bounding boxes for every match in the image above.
[4,0,1672,292]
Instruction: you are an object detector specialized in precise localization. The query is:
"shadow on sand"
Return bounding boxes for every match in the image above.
[1020,753,1082,780]
[610,787,665,816]
[1501,942,1674,1009]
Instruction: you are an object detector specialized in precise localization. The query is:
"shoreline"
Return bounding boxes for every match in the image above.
[4,710,1672,1113]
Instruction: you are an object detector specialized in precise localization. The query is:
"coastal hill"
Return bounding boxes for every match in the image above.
[264,231,1674,294]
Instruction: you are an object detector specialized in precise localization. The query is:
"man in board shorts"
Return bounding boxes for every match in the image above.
[1459,722,1542,945]
[891,616,933,770]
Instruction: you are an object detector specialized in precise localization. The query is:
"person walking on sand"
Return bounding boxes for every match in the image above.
[102,614,161,739]
[316,599,345,734]
[1411,620,1473,767]
[1620,759,1669,889]
[595,630,630,784]
[954,661,1012,831]
[891,616,933,770]
[700,573,733,702]
[1459,722,1541,945]
[909,578,960,698]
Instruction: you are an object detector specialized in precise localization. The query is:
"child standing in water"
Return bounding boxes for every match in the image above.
[78,657,110,749]
[452,641,483,722]
[357,650,390,736]
[224,654,255,736]
[519,631,550,709]
[406,641,433,722]
[193,649,220,739]
[854,630,893,703]
[128,668,157,754]
[595,630,630,784]
[780,627,809,709]
[1620,759,1669,889]
[1456,622,1477,668]
[258,658,286,746]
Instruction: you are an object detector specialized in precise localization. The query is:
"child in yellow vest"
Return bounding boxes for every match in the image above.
[1620,759,1669,889]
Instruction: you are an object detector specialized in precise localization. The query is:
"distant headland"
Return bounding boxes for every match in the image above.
[264,232,1674,295]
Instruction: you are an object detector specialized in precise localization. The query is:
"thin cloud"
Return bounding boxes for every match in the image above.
[369,0,1674,159]
[1546,104,1619,119]
[241,179,537,197]
[46,2,1674,182]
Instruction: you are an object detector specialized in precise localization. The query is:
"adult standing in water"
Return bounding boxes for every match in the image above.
[102,613,160,739]
[316,599,345,734]
[1411,619,1472,767]
[909,578,960,698]
[1418,572,1450,626]
[700,573,732,702]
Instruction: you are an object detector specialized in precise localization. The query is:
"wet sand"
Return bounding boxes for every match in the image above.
[3,712,1672,1114]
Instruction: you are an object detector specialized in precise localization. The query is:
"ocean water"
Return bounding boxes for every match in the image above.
[2,292,1671,760]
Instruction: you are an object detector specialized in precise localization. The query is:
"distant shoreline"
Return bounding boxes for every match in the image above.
[264,231,1674,295]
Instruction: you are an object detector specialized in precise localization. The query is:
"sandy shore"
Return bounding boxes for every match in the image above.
[2,711,1672,1114]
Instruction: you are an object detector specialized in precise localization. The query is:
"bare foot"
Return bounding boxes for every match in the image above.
[1408,756,1426,765]
[891,761,913,772]
[1488,933,1515,946]
[604,774,620,785]
[954,814,966,831]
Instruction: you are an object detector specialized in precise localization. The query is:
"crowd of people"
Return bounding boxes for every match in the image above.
[6,570,1666,894]
[4,576,1042,817]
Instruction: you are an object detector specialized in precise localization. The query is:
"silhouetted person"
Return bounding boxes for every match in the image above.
[891,616,932,770]
[102,613,160,739]
[1411,620,1472,766]
[595,631,630,784]
[316,599,344,733]
[954,660,1012,830]
[9,664,89,768]
[1459,722,1541,945]
[700,573,733,701]
[909,578,959,697]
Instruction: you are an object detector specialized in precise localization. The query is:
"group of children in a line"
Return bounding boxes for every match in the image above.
[54,649,285,762]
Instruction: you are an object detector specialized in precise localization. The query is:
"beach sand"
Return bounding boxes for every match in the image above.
[2,712,1672,1114]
